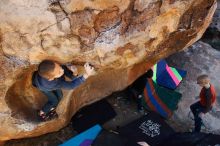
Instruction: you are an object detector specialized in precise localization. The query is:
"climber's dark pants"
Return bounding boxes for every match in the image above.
[190,101,206,132]
[41,89,63,114]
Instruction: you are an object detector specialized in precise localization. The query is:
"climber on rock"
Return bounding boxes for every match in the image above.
[32,60,95,121]
[190,74,216,132]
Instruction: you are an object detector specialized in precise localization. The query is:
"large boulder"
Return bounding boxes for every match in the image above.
[0,0,217,142]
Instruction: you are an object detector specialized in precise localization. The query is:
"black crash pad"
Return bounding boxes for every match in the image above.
[119,112,175,146]
[71,99,116,133]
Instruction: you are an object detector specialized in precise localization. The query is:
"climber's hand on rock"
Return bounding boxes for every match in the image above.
[67,65,78,76]
[84,62,96,78]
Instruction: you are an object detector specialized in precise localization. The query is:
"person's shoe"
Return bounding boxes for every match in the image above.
[37,109,58,122]
[47,108,58,120]
[47,111,58,121]
[37,110,49,122]
[48,108,56,116]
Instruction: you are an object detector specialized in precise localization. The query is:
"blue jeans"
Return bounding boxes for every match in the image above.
[41,89,63,114]
[190,101,206,132]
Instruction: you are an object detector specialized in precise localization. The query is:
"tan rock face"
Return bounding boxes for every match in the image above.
[0,0,217,142]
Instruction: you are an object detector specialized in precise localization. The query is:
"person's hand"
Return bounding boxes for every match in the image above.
[137,142,150,146]
[67,65,78,76]
[83,62,96,79]
[198,113,204,118]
